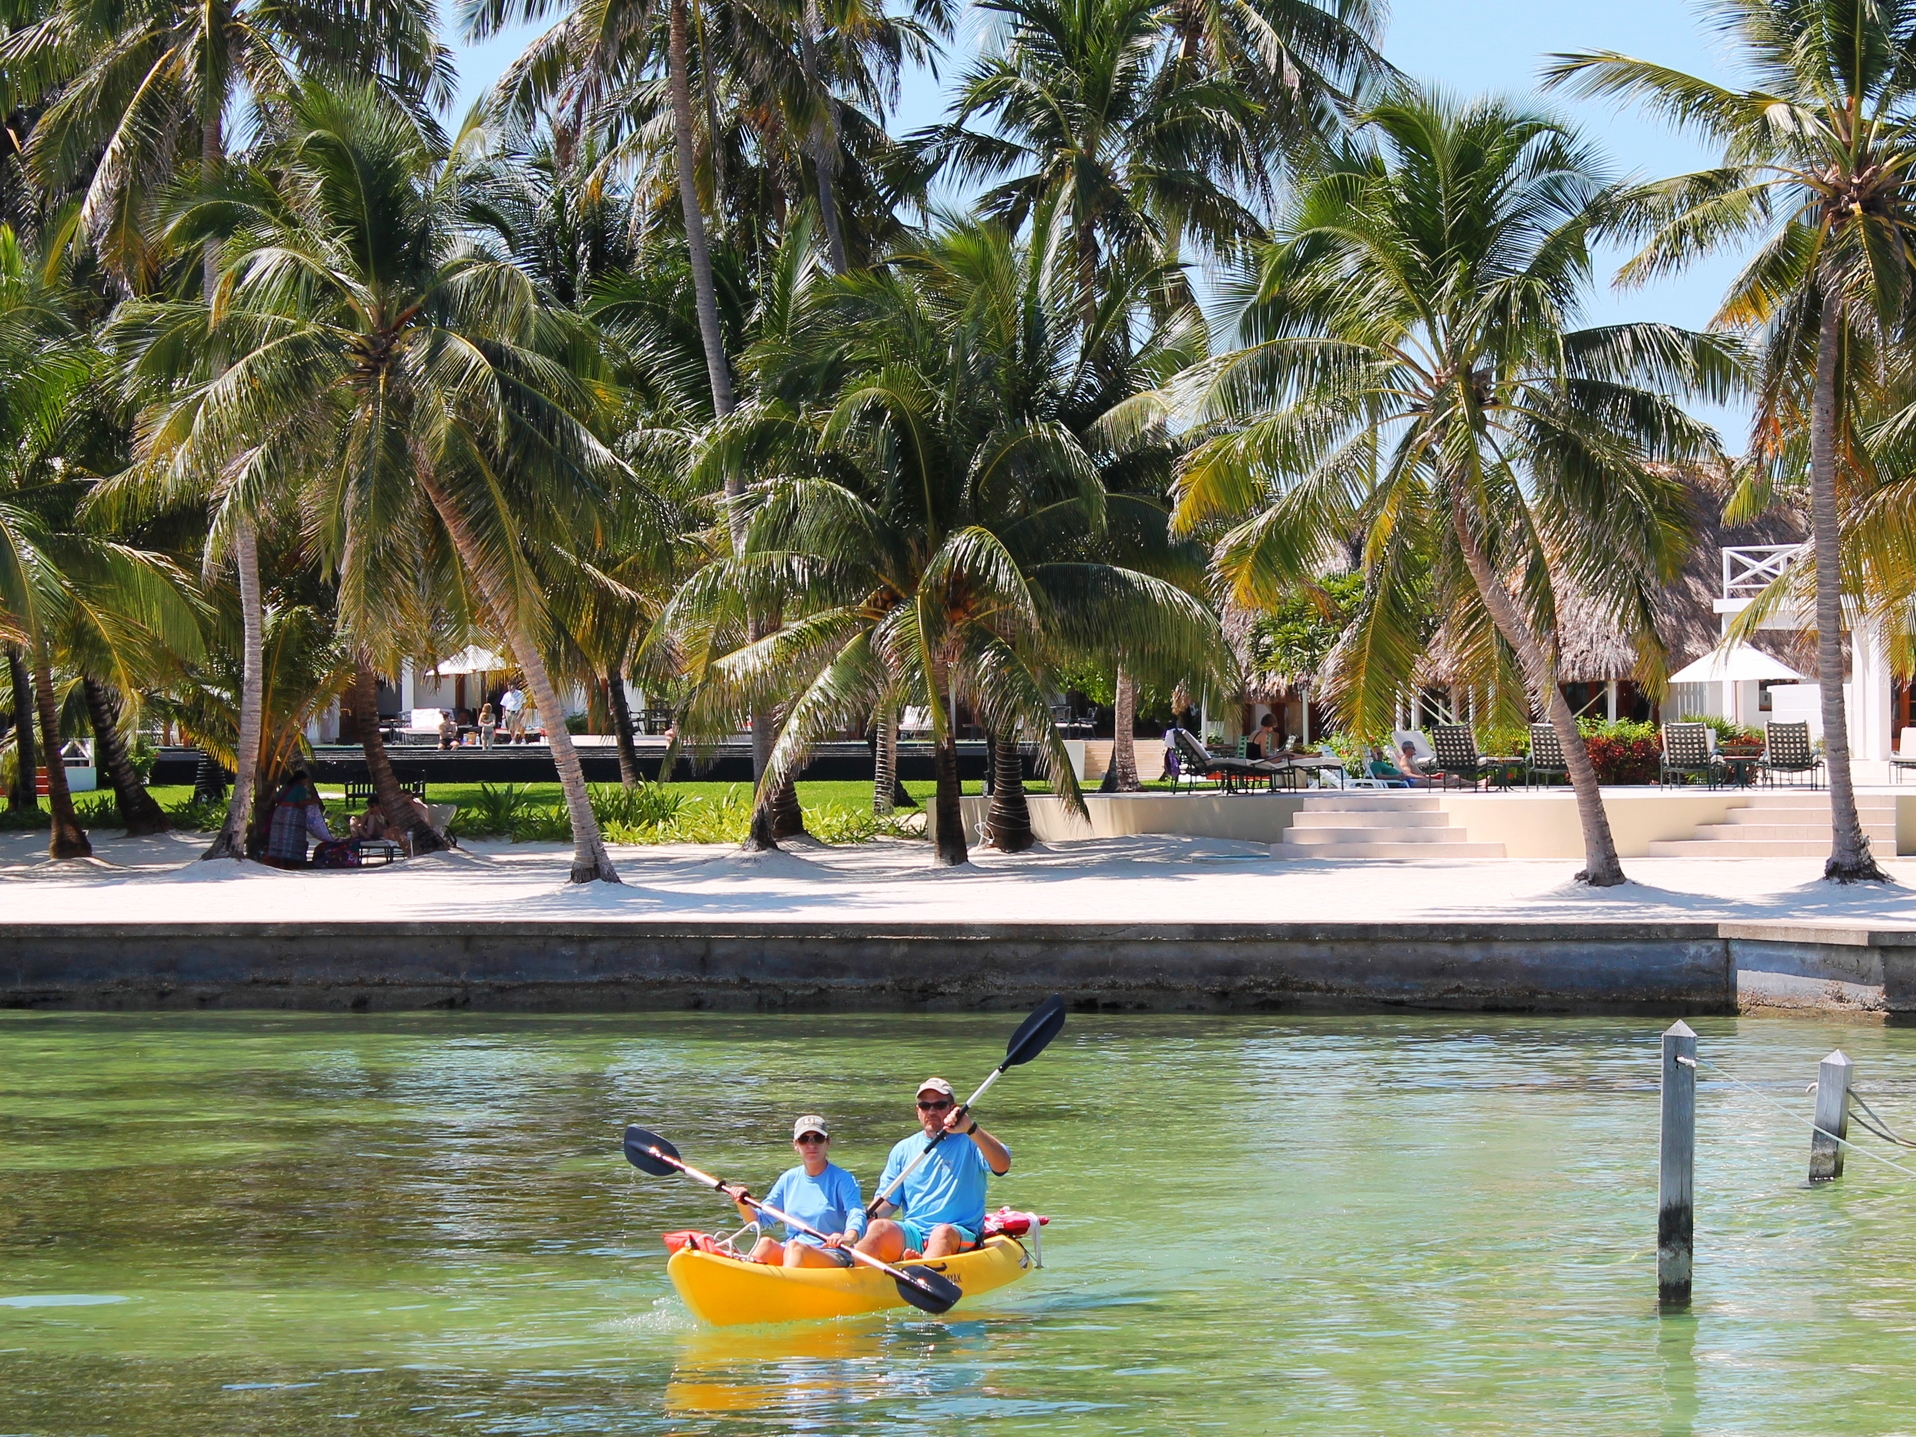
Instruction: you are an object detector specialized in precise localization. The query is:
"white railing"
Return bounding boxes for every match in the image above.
[1722,544,1807,600]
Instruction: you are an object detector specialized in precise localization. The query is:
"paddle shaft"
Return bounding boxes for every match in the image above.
[868,1065,1005,1217]
[637,1141,934,1291]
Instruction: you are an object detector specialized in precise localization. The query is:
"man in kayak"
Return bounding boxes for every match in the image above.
[722,1116,866,1268]
[857,1077,1011,1261]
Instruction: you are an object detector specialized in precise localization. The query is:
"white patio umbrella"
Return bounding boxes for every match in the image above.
[1669,645,1807,724]
[428,645,509,677]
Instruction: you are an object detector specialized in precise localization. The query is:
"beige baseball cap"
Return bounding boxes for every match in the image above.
[791,1115,829,1140]
[916,1077,956,1101]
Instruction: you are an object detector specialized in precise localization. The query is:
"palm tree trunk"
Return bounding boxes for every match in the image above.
[1451,493,1624,886]
[928,661,967,865]
[985,731,1033,851]
[33,650,89,859]
[796,0,849,274]
[873,709,896,815]
[1810,289,1885,881]
[932,727,966,865]
[205,514,263,861]
[606,669,643,789]
[7,644,37,814]
[770,775,805,837]
[83,677,168,835]
[354,657,444,854]
[669,0,736,428]
[419,475,620,884]
[1110,668,1141,791]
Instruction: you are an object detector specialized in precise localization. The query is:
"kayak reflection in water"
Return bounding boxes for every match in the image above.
[858,1076,1012,1261]
[719,1116,866,1268]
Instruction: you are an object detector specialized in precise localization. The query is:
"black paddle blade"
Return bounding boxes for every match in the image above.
[622,1125,682,1177]
[893,1266,963,1315]
[1003,995,1067,1068]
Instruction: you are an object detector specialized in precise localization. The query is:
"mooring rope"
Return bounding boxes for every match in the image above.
[1847,1089,1916,1148]
[1695,1056,1916,1183]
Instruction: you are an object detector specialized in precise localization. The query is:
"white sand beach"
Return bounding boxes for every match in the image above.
[6,829,1916,929]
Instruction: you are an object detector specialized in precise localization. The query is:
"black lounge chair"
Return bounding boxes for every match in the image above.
[1759,720,1824,788]
[1526,723,1569,789]
[1659,722,1722,789]
[1431,723,1498,790]
[1171,728,1274,793]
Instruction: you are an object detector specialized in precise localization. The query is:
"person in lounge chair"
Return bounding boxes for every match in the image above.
[1396,740,1437,788]
[720,1116,866,1268]
[857,1077,1011,1261]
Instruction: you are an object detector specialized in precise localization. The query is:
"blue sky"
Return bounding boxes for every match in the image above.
[452,0,1752,431]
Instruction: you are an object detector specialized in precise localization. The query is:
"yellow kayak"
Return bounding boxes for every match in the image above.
[666,1234,1036,1326]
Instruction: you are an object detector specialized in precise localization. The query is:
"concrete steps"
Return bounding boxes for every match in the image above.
[1648,792,1897,858]
[1271,794,1506,860]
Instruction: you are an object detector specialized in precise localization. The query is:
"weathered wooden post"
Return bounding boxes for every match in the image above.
[1659,1020,1696,1308]
[1809,1049,1852,1183]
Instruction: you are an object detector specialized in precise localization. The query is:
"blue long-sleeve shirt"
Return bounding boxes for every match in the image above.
[758,1162,867,1247]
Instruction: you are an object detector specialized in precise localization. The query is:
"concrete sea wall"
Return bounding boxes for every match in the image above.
[0,918,1770,1014]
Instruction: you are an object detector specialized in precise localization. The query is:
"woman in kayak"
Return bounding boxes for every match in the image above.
[722,1116,867,1268]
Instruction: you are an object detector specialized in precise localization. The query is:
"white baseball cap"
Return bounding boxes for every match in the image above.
[916,1077,956,1101]
[791,1115,830,1140]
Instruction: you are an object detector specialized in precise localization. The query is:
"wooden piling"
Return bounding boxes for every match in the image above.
[1809,1049,1852,1183]
[1659,1020,1696,1308]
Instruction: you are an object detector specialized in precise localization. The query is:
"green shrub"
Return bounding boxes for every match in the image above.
[0,803,51,830]
[458,782,535,837]
[166,796,227,831]
[129,734,159,783]
[76,793,122,828]
[589,781,688,829]
[513,805,573,842]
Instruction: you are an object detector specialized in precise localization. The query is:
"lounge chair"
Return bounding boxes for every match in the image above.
[1659,722,1723,789]
[1431,723,1499,790]
[1171,728,1275,793]
[1526,723,1569,789]
[1893,728,1916,785]
[1390,729,1441,787]
[1759,720,1824,788]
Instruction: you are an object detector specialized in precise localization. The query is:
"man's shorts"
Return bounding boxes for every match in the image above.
[901,1219,981,1253]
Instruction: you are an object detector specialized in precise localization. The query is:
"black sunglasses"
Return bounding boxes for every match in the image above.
[916,1098,954,1110]
[795,1133,827,1144]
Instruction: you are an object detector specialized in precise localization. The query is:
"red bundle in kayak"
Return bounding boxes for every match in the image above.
[662,1230,730,1255]
[982,1207,1048,1237]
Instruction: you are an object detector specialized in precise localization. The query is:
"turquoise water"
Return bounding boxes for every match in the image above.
[5,1011,1916,1434]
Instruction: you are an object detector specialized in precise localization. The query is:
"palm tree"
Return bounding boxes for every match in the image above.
[1545,0,1916,883]
[920,0,1355,295]
[3,0,448,862]
[665,216,1223,864]
[1170,89,1735,887]
[115,84,642,883]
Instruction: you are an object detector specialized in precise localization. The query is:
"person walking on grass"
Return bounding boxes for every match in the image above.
[720,1116,867,1268]
[858,1077,1011,1261]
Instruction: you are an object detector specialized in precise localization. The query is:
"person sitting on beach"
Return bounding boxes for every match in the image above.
[263,768,335,869]
[720,1116,866,1268]
[856,1077,1010,1261]
[351,792,435,846]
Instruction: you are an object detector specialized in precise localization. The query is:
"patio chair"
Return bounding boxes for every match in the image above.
[1894,728,1916,785]
[1526,723,1569,789]
[1659,723,1722,789]
[1759,720,1824,789]
[1431,723,1498,789]
[1171,727,1274,793]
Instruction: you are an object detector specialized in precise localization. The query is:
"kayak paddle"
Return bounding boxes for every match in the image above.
[621,1124,963,1316]
[866,994,1067,1218]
